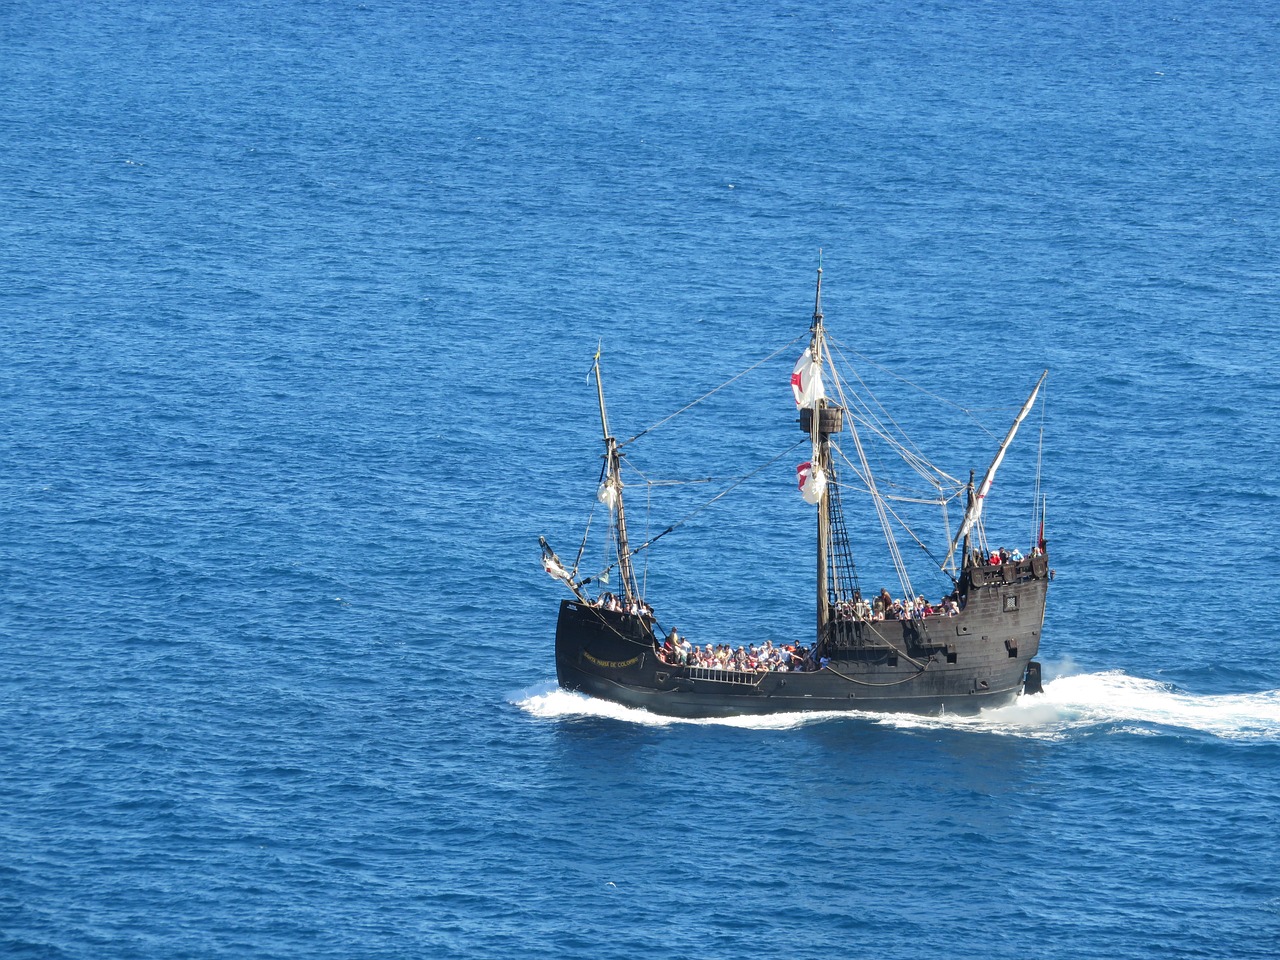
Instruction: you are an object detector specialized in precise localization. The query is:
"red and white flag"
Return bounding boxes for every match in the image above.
[790,350,825,408]
[796,461,827,504]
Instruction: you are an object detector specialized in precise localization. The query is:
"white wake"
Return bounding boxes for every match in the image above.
[512,671,1280,741]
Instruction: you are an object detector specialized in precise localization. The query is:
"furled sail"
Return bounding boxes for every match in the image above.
[796,461,827,505]
[597,476,618,510]
[543,554,571,582]
[790,350,825,408]
[793,342,828,506]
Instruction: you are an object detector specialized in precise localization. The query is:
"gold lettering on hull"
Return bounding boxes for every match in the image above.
[582,651,640,669]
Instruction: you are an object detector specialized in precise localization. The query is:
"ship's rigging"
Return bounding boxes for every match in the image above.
[543,273,1048,640]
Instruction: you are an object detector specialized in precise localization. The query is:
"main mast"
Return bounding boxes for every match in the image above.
[592,349,639,605]
[810,269,832,636]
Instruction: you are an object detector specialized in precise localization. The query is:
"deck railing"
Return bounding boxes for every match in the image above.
[683,666,762,686]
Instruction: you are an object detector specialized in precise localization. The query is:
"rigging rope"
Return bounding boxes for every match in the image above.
[587,438,809,586]
[825,358,916,603]
[1030,378,1047,551]
[831,474,956,584]
[826,338,962,489]
[623,438,807,555]
[572,459,610,576]
[830,444,964,584]
[824,661,930,685]
[827,335,1022,442]
[619,333,807,448]
[573,502,596,578]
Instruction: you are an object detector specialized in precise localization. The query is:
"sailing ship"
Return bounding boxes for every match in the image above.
[540,269,1051,718]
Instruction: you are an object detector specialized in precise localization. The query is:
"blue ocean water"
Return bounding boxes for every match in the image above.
[3,1,1280,957]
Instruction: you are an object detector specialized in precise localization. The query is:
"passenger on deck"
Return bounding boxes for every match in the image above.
[660,637,836,674]
[854,593,871,620]
[877,587,893,613]
[659,636,676,663]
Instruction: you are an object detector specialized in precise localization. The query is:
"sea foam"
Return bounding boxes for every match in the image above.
[513,672,1280,741]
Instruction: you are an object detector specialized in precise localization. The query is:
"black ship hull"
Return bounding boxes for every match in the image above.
[555,557,1049,719]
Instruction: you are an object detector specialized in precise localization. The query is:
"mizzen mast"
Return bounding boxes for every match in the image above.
[946,370,1048,570]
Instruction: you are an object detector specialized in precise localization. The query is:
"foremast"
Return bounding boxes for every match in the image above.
[592,347,640,606]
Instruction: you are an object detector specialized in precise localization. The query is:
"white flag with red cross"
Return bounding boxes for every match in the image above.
[790,350,824,408]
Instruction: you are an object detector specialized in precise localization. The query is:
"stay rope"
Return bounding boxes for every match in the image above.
[1030,378,1048,550]
[619,333,807,449]
[826,335,1022,442]
[586,437,809,587]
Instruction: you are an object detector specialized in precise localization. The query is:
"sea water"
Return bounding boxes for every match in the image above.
[3,1,1279,958]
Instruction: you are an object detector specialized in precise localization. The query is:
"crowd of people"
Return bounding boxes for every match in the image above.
[600,545,1043,674]
[834,546,1042,623]
[592,592,654,618]
[984,546,1027,565]
[656,634,814,673]
[832,588,961,623]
